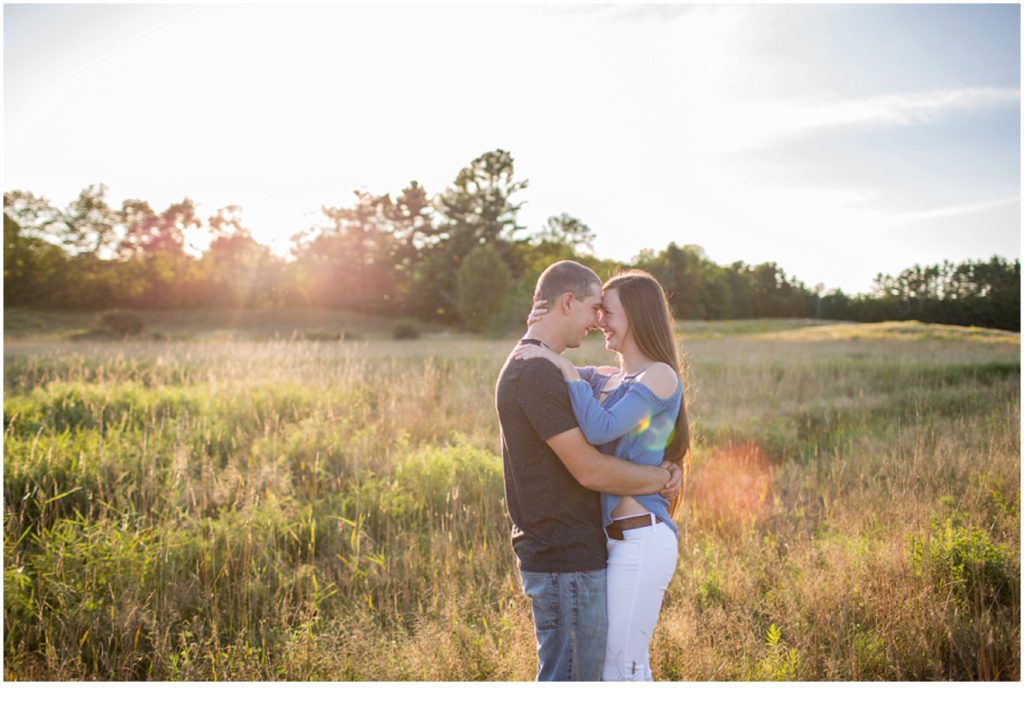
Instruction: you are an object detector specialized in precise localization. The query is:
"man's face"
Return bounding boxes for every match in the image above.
[564,283,603,349]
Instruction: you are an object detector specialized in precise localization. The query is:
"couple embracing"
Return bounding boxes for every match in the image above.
[496,260,689,681]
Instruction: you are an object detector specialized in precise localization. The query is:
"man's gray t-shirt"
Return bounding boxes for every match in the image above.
[495,341,607,573]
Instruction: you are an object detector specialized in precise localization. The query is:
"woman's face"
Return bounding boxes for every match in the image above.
[598,287,630,353]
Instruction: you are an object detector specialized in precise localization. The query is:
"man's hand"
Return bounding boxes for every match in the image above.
[658,461,682,502]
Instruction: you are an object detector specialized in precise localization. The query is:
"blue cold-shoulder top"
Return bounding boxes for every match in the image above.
[569,365,682,537]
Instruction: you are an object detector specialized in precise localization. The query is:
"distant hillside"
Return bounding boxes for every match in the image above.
[6,309,1018,347]
[2,308,448,341]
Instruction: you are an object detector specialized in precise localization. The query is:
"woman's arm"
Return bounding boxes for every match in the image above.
[567,364,680,445]
[566,381,652,444]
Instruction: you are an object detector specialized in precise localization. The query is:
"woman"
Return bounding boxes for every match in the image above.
[512,269,689,681]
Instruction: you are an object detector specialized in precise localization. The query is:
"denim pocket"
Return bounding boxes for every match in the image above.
[520,571,560,631]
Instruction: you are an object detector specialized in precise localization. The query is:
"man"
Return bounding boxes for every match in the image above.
[495,260,681,681]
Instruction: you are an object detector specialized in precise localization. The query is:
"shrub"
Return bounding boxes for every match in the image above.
[100,311,145,336]
[909,514,1016,607]
[392,322,420,340]
[756,624,800,681]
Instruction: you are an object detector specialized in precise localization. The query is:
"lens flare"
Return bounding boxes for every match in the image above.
[689,442,774,534]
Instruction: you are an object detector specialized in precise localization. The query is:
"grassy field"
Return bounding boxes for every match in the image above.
[2,312,1020,680]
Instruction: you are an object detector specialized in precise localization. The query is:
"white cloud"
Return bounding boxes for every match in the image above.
[891,195,1021,224]
[715,87,1020,153]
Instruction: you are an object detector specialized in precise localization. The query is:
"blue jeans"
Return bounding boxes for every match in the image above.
[519,568,608,681]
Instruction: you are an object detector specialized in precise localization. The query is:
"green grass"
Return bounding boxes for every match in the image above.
[674,318,840,339]
[3,316,1020,680]
[760,319,1021,345]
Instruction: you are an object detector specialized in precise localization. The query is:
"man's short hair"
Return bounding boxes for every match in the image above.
[534,260,601,305]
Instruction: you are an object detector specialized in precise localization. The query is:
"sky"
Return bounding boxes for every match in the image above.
[3,1,1020,294]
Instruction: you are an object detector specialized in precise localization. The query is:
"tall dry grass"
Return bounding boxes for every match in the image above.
[3,322,1019,679]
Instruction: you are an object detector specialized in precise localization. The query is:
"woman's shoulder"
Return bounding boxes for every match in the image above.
[637,362,680,399]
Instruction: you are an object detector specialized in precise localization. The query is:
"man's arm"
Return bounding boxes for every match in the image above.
[513,360,680,499]
[546,427,670,496]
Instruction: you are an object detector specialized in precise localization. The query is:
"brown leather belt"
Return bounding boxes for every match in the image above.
[606,513,663,540]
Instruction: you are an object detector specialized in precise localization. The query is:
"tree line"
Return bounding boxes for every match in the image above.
[4,149,1020,332]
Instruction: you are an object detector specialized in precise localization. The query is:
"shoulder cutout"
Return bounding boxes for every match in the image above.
[638,362,679,399]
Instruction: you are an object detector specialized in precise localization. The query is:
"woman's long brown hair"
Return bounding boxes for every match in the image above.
[604,270,690,518]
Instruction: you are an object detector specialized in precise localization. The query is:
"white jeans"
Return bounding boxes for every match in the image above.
[603,518,678,681]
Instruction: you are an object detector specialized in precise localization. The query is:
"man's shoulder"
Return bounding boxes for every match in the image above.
[513,358,566,390]
[497,355,579,445]
[499,354,562,383]
[497,357,571,419]
[520,356,563,377]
